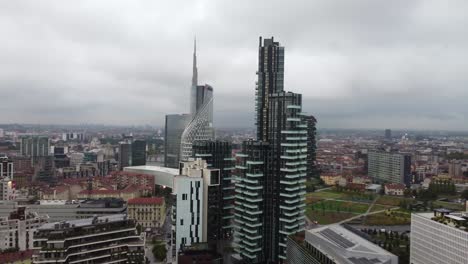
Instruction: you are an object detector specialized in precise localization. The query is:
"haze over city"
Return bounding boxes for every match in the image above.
[1,0,467,130]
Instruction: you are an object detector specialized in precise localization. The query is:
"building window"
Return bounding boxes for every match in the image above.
[180,219,183,226]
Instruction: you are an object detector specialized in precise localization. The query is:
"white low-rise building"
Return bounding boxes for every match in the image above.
[0,207,48,251]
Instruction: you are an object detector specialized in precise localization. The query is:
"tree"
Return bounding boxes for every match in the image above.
[136,224,143,234]
[152,242,167,261]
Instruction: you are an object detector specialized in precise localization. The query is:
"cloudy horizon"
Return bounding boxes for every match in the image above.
[1,1,467,130]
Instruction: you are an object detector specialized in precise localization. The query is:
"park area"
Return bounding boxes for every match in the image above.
[306,189,405,225]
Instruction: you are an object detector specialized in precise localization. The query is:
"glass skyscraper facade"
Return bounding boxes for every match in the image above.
[164,114,190,168]
[233,37,310,263]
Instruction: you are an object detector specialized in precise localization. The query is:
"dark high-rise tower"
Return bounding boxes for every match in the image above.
[131,139,147,166]
[234,38,310,263]
[255,37,285,141]
[192,140,235,249]
[305,115,318,179]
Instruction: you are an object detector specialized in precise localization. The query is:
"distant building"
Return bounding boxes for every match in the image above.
[286,225,398,264]
[0,156,13,179]
[368,151,411,185]
[320,174,343,186]
[384,183,406,196]
[32,214,145,264]
[0,177,15,201]
[131,139,147,166]
[20,136,49,165]
[61,132,84,142]
[128,197,166,228]
[411,210,468,264]
[385,129,392,140]
[119,142,132,170]
[165,114,191,168]
[0,207,48,251]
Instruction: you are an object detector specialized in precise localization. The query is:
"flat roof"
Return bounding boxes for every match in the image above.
[39,214,127,230]
[124,165,179,188]
[306,225,398,264]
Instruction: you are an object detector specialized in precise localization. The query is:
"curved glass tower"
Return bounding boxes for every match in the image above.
[180,40,214,162]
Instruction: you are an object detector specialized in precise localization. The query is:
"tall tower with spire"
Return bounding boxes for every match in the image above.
[180,39,214,162]
[190,38,198,116]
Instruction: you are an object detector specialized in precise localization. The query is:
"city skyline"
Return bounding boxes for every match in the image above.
[1,1,468,130]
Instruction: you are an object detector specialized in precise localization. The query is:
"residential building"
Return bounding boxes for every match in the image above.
[192,140,235,240]
[178,243,223,264]
[411,209,468,264]
[164,114,190,168]
[368,151,411,185]
[20,136,49,165]
[233,37,309,263]
[286,225,398,264]
[0,156,13,179]
[128,197,166,228]
[0,207,48,251]
[172,159,220,260]
[305,115,318,179]
[384,183,406,196]
[0,199,127,222]
[32,214,146,264]
[0,177,15,201]
[320,174,343,186]
[180,41,215,162]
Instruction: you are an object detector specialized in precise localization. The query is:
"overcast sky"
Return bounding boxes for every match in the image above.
[1,1,467,130]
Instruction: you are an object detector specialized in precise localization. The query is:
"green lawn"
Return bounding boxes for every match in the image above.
[433,201,464,211]
[307,190,346,199]
[375,196,414,207]
[309,200,370,214]
[306,209,357,225]
[364,209,411,226]
[370,204,395,212]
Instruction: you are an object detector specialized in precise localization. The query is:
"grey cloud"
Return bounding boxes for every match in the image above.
[0,0,467,130]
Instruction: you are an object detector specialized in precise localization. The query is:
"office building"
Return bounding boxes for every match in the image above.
[165,114,191,168]
[286,225,398,264]
[128,197,166,228]
[20,136,49,165]
[119,141,132,170]
[233,37,309,263]
[180,40,215,162]
[172,159,220,259]
[410,209,468,264]
[0,156,13,179]
[0,207,48,251]
[368,151,411,185]
[192,140,235,240]
[131,139,147,166]
[32,214,146,264]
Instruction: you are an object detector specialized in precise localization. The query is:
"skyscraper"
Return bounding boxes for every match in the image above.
[180,40,214,162]
[233,37,309,263]
[165,40,214,167]
[305,115,318,179]
[131,139,147,166]
[385,129,392,140]
[165,114,190,168]
[118,141,131,170]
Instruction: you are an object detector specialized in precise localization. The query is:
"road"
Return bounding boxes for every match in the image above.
[348,224,411,233]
